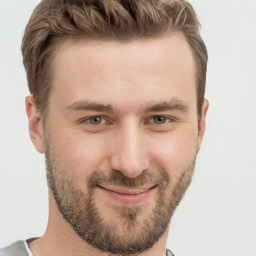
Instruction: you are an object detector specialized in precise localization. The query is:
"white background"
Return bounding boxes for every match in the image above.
[0,0,255,255]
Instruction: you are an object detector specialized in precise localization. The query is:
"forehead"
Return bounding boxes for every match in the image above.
[51,32,196,112]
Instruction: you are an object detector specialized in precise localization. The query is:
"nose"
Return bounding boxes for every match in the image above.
[110,122,149,178]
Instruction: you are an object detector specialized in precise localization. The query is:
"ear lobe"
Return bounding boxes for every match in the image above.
[197,99,209,153]
[25,96,45,153]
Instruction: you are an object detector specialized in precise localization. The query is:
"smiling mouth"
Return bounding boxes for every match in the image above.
[98,185,156,195]
[97,185,157,205]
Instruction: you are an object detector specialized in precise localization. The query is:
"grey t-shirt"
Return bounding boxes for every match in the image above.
[0,240,175,256]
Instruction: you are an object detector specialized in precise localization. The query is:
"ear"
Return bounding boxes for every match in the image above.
[25,96,45,153]
[197,99,209,153]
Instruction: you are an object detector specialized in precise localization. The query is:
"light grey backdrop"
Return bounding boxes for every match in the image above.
[0,1,255,255]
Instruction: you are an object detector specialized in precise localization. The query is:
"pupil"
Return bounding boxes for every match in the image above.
[154,116,166,124]
[90,117,101,125]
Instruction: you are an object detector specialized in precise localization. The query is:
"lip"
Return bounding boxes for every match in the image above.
[97,185,157,205]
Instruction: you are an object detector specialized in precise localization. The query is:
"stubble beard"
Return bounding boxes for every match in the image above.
[45,140,196,255]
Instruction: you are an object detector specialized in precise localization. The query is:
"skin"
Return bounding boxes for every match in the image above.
[26,32,208,256]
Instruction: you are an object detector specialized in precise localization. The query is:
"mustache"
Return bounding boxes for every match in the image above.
[87,169,169,189]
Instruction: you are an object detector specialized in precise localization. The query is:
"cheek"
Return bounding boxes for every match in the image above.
[149,129,198,181]
[49,129,107,178]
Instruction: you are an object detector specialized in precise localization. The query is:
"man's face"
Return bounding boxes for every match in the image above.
[35,32,207,254]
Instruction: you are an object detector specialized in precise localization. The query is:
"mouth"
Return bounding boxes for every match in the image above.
[97,185,157,205]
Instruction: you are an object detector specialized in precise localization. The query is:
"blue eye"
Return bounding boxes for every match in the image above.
[152,116,171,124]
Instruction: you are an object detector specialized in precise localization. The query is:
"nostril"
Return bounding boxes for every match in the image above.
[119,166,148,179]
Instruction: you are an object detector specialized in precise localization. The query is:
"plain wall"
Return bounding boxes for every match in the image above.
[0,1,255,255]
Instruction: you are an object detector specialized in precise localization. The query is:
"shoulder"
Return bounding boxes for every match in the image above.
[0,241,28,256]
[166,248,175,256]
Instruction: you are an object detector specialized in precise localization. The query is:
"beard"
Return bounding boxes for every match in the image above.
[45,140,195,255]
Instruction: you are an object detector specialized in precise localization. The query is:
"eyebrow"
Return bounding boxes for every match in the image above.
[66,101,114,112]
[66,98,189,114]
[144,98,189,113]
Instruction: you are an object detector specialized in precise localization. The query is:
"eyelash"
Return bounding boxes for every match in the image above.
[78,115,176,126]
[148,116,174,125]
[79,116,108,126]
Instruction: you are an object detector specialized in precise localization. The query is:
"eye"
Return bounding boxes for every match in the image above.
[87,116,106,125]
[150,116,172,124]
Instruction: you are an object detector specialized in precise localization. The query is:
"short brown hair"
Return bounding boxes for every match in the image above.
[21,0,208,118]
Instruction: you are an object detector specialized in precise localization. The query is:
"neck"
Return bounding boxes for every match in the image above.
[28,191,169,256]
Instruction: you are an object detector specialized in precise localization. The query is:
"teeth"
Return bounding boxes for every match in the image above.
[135,189,147,195]
[100,185,152,195]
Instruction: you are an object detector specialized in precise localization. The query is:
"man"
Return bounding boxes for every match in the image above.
[0,0,208,255]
